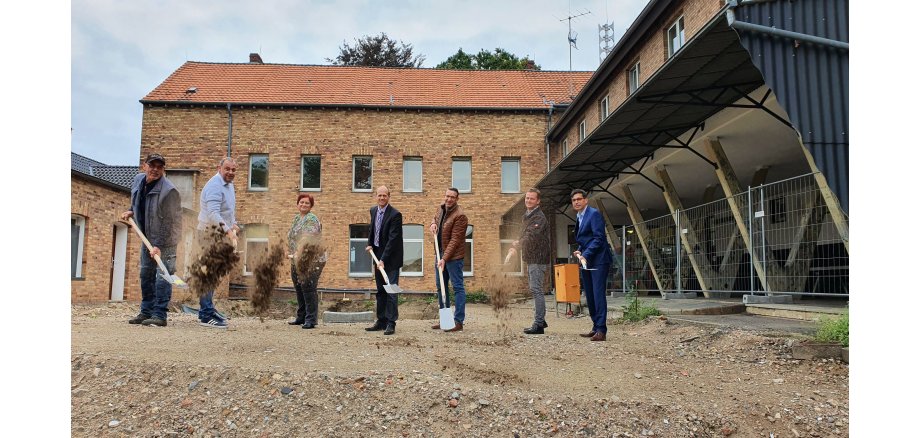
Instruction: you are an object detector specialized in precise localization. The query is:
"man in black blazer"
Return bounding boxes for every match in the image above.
[365,186,403,335]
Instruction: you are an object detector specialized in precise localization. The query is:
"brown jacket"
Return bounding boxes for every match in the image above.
[432,204,468,261]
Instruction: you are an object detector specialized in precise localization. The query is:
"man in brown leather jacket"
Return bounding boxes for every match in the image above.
[430,188,469,332]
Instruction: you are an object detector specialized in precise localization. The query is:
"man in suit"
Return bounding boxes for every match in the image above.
[570,189,613,341]
[365,186,403,335]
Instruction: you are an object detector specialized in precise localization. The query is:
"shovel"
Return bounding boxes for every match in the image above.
[367,248,403,294]
[577,255,597,271]
[125,217,188,288]
[433,236,455,331]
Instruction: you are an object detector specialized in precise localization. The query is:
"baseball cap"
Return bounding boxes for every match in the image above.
[145,153,166,165]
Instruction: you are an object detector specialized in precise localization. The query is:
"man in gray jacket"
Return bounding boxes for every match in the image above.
[507,188,552,334]
[121,153,182,327]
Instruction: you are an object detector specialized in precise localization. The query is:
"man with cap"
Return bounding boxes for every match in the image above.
[121,153,183,327]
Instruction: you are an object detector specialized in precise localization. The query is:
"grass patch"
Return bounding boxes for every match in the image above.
[814,310,848,347]
[465,290,490,304]
[621,289,661,322]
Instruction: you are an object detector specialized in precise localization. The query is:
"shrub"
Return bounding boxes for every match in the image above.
[814,310,848,347]
[465,290,490,304]
[621,289,661,322]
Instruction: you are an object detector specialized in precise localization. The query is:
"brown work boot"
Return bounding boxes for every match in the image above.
[431,323,441,330]
[444,322,463,332]
[579,331,596,338]
[590,332,606,342]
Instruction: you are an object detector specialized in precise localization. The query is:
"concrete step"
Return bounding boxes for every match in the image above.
[745,303,845,321]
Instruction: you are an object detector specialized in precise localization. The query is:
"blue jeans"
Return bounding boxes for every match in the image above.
[139,245,176,320]
[434,259,466,324]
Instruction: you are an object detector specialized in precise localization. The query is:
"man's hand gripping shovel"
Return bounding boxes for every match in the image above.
[124,217,188,289]
[366,248,403,294]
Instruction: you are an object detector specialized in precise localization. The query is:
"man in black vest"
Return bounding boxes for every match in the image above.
[365,186,403,335]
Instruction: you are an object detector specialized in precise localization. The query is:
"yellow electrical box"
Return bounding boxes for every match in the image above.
[554,264,581,303]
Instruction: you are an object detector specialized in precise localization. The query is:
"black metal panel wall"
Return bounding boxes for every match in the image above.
[731,0,849,213]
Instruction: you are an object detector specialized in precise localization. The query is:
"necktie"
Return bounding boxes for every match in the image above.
[374,208,384,246]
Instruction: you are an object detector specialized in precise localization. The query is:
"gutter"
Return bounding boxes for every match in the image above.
[141,100,553,113]
[726,3,849,51]
[226,103,233,157]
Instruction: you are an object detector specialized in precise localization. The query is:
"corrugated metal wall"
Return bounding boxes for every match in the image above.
[731,0,849,213]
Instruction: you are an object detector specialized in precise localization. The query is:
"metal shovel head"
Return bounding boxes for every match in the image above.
[159,272,189,289]
[383,283,403,295]
[439,307,456,330]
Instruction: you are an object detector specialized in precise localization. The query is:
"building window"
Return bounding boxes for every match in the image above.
[628,62,641,94]
[452,158,472,193]
[71,214,86,278]
[349,224,372,277]
[599,95,609,121]
[562,139,569,157]
[242,224,269,276]
[667,16,685,58]
[403,157,422,193]
[168,170,196,209]
[501,158,520,193]
[353,156,373,192]
[249,154,268,191]
[500,239,523,274]
[578,120,587,142]
[402,224,423,276]
[301,155,321,191]
[462,225,474,276]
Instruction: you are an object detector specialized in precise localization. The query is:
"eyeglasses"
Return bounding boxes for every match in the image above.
[571,197,586,202]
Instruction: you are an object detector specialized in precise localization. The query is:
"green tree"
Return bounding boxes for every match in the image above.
[436,48,540,70]
[327,32,425,67]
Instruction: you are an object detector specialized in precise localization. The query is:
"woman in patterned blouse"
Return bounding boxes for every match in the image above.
[287,193,326,329]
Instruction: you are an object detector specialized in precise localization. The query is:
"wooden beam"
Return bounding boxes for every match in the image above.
[704,137,769,289]
[655,165,711,293]
[799,139,849,253]
[619,185,665,294]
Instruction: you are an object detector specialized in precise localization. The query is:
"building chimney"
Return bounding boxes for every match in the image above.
[249,53,263,64]
[524,59,536,70]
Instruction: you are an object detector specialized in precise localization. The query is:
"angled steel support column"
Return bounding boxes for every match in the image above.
[799,139,849,253]
[620,185,665,295]
[656,165,713,295]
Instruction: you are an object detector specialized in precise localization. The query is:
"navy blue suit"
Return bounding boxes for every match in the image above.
[574,205,613,334]
[368,205,403,325]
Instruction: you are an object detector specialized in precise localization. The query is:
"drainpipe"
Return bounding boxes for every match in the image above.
[543,99,555,173]
[226,103,233,157]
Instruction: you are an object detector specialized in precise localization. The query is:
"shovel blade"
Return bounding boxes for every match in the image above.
[383,284,403,294]
[158,272,189,289]
[439,308,455,330]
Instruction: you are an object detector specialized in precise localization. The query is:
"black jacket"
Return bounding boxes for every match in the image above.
[368,204,404,269]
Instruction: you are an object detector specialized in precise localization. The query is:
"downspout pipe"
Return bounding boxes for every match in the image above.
[226,103,233,157]
[726,6,849,51]
[544,102,555,173]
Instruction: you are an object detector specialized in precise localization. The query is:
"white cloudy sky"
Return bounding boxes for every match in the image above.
[71,0,649,164]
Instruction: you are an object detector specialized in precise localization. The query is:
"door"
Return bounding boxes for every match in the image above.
[110,223,128,301]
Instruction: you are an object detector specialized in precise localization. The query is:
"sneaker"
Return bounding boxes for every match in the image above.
[523,324,544,335]
[141,317,167,327]
[199,318,228,329]
[128,314,150,324]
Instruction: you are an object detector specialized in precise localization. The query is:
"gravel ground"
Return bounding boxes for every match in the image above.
[71,298,848,437]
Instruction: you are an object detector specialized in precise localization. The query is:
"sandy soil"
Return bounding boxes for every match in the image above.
[71,297,848,437]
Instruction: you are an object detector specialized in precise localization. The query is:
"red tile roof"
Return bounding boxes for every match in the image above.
[143,62,594,109]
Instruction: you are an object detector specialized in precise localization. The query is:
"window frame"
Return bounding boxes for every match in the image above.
[578,119,587,142]
[348,224,373,277]
[248,153,269,191]
[402,157,423,193]
[451,157,472,193]
[628,62,641,95]
[500,158,521,194]
[401,224,424,276]
[71,214,86,279]
[599,95,610,121]
[562,139,569,157]
[300,155,322,192]
[462,225,474,276]
[352,156,373,192]
[242,224,269,276]
[667,16,686,58]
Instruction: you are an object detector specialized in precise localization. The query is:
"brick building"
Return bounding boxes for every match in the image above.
[138,62,592,295]
[71,153,142,302]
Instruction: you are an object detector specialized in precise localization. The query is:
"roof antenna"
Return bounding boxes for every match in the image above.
[560,2,591,71]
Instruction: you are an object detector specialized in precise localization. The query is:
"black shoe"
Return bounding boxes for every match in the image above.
[128,314,150,324]
[301,323,316,329]
[541,321,549,329]
[288,320,304,325]
[523,325,544,335]
[141,317,167,327]
[365,320,386,332]
[383,324,396,335]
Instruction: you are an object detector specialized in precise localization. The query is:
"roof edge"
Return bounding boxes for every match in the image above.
[71,170,131,193]
[139,100,555,113]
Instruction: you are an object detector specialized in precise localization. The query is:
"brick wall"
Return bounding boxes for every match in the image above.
[71,175,141,302]
[140,105,549,293]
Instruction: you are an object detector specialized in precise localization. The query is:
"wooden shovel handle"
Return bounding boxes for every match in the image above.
[125,217,171,276]
[433,237,448,303]
[366,248,391,285]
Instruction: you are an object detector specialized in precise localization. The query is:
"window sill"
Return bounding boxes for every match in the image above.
[501,191,521,195]
[300,188,322,192]
[349,273,373,278]
[352,189,373,193]
[400,272,423,277]
[71,277,85,281]
[248,188,268,192]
